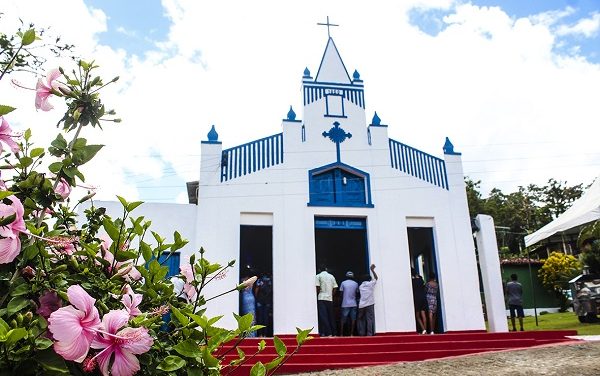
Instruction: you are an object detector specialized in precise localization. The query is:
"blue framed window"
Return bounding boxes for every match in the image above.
[308,162,374,208]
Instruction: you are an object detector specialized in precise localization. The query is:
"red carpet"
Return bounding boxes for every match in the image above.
[219,330,578,375]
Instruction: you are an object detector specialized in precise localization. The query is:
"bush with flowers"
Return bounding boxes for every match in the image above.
[0,26,310,375]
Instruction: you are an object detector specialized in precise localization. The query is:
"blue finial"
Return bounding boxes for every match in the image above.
[372,112,381,126]
[443,137,461,155]
[303,67,311,77]
[287,105,296,121]
[353,69,361,81]
[207,125,219,142]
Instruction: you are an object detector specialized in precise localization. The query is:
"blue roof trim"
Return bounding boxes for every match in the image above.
[304,81,364,88]
[315,37,352,84]
[389,138,449,190]
[201,140,222,144]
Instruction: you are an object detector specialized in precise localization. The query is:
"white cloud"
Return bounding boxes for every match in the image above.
[1,0,599,204]
[556,12,600,38]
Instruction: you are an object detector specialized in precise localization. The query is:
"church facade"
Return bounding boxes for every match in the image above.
[93,35,486,334]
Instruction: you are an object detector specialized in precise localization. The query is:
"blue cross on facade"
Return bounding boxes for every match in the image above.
[322,121,352,162]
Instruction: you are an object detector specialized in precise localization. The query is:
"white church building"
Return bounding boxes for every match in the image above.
[92,33,488,335]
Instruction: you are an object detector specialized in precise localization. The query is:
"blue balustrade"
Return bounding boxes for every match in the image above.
[303,84,365,109]
[388,139,449,190]
[221,133,284,182]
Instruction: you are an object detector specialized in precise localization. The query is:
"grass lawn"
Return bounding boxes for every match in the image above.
[513,312,600,335]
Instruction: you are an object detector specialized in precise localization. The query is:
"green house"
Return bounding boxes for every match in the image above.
[500,259,560,311]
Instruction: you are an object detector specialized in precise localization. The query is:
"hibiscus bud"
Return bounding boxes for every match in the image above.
[57,290,68,301]
[228,260,236,267]
[113,118,122,123]
[68,256,80,270]
[23,311,33,325]
[22,265,36,279]
[237,276,257,291]
[9,319,17,328]
[16,313,23,325]
[97,300,109,314]
[54,265,68,273]
[57,86,70,95]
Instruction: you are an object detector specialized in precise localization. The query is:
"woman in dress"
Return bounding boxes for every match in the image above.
[425,272,439,335]
[240,275,257,337]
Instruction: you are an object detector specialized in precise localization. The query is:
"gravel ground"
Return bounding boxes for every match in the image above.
[296,340,600,376]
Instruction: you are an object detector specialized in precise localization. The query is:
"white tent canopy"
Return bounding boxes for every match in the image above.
[525,176,600,247]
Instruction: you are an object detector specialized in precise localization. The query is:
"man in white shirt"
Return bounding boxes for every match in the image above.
[339,271,359,336]
[357,264,378,336]
[316,265,338,336]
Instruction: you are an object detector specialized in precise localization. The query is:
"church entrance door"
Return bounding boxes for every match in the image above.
[407,227,444,333]
[239,225,273,337]
[314,217,369,335]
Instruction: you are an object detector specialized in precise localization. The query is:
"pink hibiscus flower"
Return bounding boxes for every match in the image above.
[35,69,65,111]
[0,195,26,264]
[48,285,101,362]
[121,285,142,318]
[97,236,141,281]
[0,117,20,154]
[179,264,196,301]
[54,178,72,199]
[37,291,63,319]
[90,309,153,376]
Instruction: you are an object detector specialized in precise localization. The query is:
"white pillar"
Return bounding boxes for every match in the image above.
[475,214,509,333]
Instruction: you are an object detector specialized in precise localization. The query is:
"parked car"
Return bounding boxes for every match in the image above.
[569,274,600,323]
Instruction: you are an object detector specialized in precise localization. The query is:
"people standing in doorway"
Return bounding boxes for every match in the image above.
[506,273,524,331]
[425,272,439,335]
[316,264,338,336]
[339,271,359,336]
[240,274,257,337]
[254,272,273,337]
[357,264,378,336]
[411,268,428,334]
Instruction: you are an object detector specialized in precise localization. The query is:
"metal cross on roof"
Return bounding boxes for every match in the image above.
[322,121,352,162]
[317,16,339,38]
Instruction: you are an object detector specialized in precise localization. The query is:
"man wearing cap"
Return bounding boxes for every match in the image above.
[339,270,359,336]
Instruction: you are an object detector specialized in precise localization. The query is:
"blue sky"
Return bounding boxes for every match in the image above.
[3,0,600,203]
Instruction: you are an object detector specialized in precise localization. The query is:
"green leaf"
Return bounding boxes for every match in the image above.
[18,156,33,168]
[173,339,202,358]
[114,250,137,262]
[273,336,287,357]
[234,312,254,332]
[35,337,53,350]
[250,361,266,376]
[296,327,313,346]
[0,105,16,116]
[202,347,219,368]
[30,147,45,158]
[10,282,30,297]
[72,144,103,166]
[0,191,14,201]
[265,355,284,371]
[187,368,203,376]
[156,355,186,372]
[117,195,128,208]
[187,312,207,329]
[35,349,69,374]
[24,128,31,141]
[0,318,8,337]
[5,328,27,347]
[50,133,68,150]
[7,297,29,316]
[48,162,63,174]
[126,201,143,212]
[102,217,120,242]
[140,241,152,262]
[0,213,16,226]
[258,339,266,351]
[208,315,223,326]
[21,29,36,46]
[170,305,189,326]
